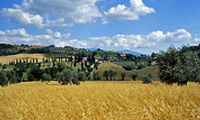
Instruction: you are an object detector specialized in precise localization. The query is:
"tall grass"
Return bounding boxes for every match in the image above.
[0,81,200,119]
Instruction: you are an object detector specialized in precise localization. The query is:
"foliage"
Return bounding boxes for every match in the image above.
[142,76,152,84]
[42,73,52,84]
[78,72,86,82]
[121,73,126,81]
[131,74,137,81]
[157,46,200,85]
[6,70,18,84]
[0,70,8,87]
[29,66,43,81]
[109,70,114,80]
[57,69,79,85]
[57,62,65,72]
[103,70,109,81]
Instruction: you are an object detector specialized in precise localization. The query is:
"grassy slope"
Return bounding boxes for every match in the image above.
[132,66,160,80]
[93,62,135,81]
[93,62,160,81]
[0,81,199,119]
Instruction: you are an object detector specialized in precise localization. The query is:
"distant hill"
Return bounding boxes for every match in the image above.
[116,49,142,56]
[0,44,15,49]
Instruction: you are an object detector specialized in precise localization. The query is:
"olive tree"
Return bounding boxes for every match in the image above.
[78,72,86,82]
[42,73,52,84]
[0,70,8,87]
[157,46,200,85]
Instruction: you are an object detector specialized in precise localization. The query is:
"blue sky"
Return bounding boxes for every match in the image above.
[0,0,200,54]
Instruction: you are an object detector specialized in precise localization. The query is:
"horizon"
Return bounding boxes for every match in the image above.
[1,0,200,54]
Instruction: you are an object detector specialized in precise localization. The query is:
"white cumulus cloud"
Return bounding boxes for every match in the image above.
[0,28,191,51]
[1,0,102,28]
[102,0,155,24]
[87,29,191,49]
[2,8,44,28]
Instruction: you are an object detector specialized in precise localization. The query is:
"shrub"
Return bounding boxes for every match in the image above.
[96,72,101,80]
[103,70,109,80]
[72,71,79,85]
[78,72,86,82]
[131,74,137,81]
[0,70,8,87]
[121,73,126,81]
[42,73,52,84]
[6,70,17,84]
[122,65,134,71]
[137,64,145,70]
[2,64,7,69]
[29,66,43,81]
[93,72,97,80]
[142,76,152,84]
[28,74,35,81]
[61,69,73,85]
[109,70,114,80]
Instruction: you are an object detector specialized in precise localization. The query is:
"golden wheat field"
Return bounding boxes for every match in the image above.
[0,81,200,120]
[0,53,45,64]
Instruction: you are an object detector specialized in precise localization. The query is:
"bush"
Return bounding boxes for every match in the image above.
[103,70,109,80]
[142,76,152,84]
[131,74,137,81]
[42,73,52,84]
[29,66,43,81]
[78,72,86,82]
[28,74,35,81]
[6,70,17,84]
[58,69,79,85]
[0,70,8,87]
[2,64,7,69]
[121,73,126,81]
[137,64,145,70]
[122,65,134,71]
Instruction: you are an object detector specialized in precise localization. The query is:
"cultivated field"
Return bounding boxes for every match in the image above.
[0,81,200,119]
[0,53,45,64]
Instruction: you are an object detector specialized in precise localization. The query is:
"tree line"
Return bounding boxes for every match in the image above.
[0,62,87,87]
[157,45,200,85]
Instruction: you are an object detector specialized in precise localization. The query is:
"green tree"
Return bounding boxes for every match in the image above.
[6,70,17,84]
[57,62,65,72]
[72,71,79,85]
[142,76,152,84]
[103,70,109,80]
[121,73,126,81]
[113,71,117,80]
[59,69,73,85]
[42,73,52,84]
[27,73,35,81]
[109,70,114,80]
[131,74,137,81]
[0,70,8,87]
[93,72,97,80]
[78,72,86,82]
[96,72,101,80]
[157,46,200,85]
[29,66,43,81]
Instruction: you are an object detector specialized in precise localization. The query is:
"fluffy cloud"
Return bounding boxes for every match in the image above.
[87,29,191,49]
[0,28,191,50]
[0,28,86,47]
[1,0,156,27]
[2,8,44,28]
[102,0,155,24]
[1,0,102,28]
[194,37,200,42]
